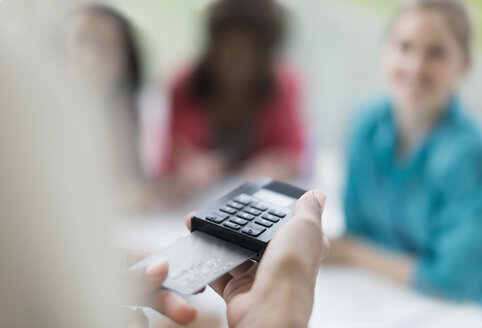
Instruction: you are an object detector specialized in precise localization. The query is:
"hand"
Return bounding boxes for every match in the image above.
[126,251,197,325]
[185,190,329,328]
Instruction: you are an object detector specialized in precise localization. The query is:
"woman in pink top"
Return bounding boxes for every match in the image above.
[162,0,306,194]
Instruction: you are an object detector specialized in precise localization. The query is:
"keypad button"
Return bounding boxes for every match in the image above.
[268,209,286,218]
[233,194,252,205]
[250,201,268,211]
[220,206,237,215]
[262,214,280,223]
[230,217,248,226]
[241,224,266,237]
[244,208,262,216]
[237,212,255,221]
[227,201,244,210]
[223,221,241,230]
[255,218,273,228]
[206,212,229,223]
[206,214,228,224]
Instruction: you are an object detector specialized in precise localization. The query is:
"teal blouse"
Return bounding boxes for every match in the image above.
[344,94,482,303]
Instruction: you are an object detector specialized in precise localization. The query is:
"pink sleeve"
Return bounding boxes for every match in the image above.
[256,70,307,165]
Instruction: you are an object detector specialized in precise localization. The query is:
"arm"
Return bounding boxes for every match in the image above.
[412,147,482,301]
[333,127,416,283]
[343,109,375,236]
[328,237,415,285]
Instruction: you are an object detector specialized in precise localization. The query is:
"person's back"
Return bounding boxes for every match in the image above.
[0,6,125,326]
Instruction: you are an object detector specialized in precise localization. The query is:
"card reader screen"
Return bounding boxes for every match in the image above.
[252,189,296,208]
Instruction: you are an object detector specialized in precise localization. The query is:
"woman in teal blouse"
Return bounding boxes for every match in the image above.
[328,0,482,303]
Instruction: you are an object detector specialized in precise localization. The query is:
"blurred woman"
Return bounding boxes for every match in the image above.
[330,0,482,303]
[162,0,306,193]
[65,5,156,211]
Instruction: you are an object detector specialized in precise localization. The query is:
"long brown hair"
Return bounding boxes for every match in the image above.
[190,0,285,103]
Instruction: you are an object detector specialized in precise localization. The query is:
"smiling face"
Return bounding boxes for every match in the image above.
[383,8,469,119]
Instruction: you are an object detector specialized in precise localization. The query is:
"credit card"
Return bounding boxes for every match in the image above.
[130,231,256,295]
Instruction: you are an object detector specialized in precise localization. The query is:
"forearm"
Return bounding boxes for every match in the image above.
[332,237,416,285]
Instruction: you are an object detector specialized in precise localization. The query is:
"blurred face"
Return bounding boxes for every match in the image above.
[383,9,469,118]
[66,12,127,91]
[209,27,261,91]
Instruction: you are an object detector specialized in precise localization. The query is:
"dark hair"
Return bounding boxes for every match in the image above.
[190,0,285,103]
[389,0,473,59]
[78,4,143,96]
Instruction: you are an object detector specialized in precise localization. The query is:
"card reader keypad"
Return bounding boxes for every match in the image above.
[205,193,288,238]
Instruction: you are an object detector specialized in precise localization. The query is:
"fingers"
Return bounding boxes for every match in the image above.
[229,260,256,277]
[209,273,233,298]
[144,260,168,291]
[126,259,168,307]
[152,290,197,325]
[292,190,327,226]
[185,212,195,231]
[255,189,327,283]
[142,261,198,325]
[222,264,257,303]
[205,262,256,301]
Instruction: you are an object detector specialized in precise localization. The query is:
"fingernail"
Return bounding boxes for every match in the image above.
[313,190,327,207]
[146,259,167,275]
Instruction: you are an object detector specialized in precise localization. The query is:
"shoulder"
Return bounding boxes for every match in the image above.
[427,103,482,190]
[430,101,482,167]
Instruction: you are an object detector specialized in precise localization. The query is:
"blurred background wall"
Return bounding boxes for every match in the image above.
[107,0,482,150]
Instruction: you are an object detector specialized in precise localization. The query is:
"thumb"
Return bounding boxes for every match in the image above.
[292,189,327,226]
